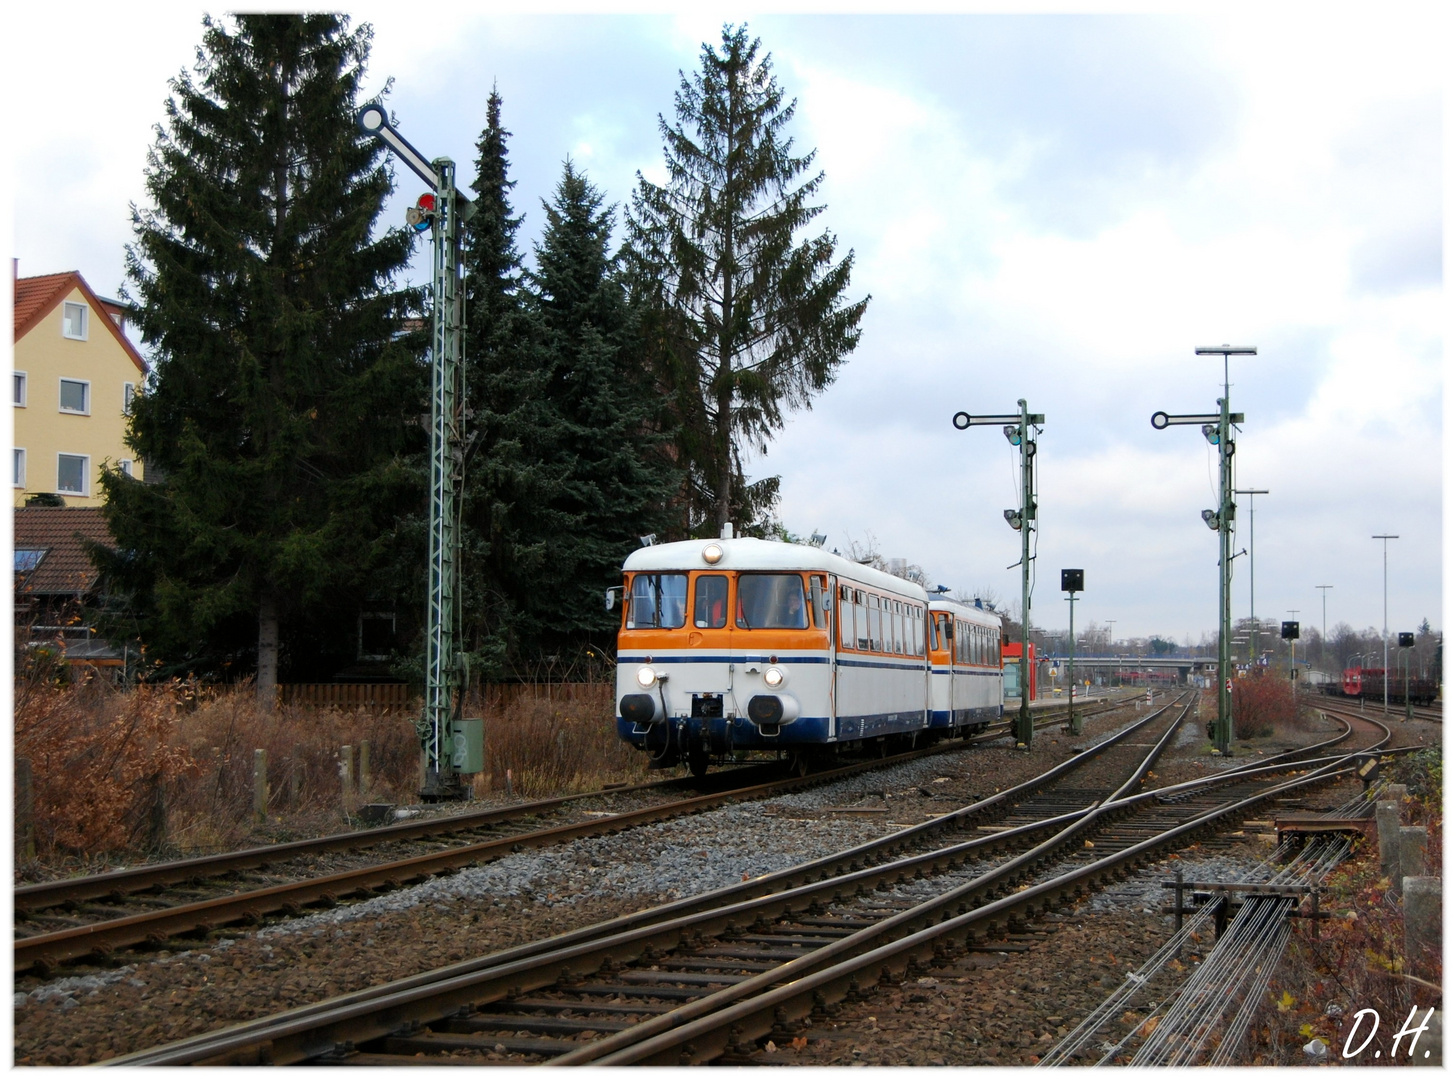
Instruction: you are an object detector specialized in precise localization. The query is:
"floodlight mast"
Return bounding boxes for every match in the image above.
[358,104,476,800]
[952,399,1043,747]
[1152,344,1255,755]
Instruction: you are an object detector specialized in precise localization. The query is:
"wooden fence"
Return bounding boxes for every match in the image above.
[279,683,414,710]
[278,681,610,713]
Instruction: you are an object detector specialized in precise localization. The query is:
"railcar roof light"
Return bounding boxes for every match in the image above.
[702,543,724,564]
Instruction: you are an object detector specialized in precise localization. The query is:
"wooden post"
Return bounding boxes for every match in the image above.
[16,758,35,860]
[358,740,371,794]
[289,756,301,805]
[147,775,167,852]
[340,745,354,812]
[253,749,268,825]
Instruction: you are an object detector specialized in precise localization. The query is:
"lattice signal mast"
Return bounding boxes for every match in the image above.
[358,104,475,800]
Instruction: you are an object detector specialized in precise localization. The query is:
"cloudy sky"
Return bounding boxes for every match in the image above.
[9,6,1445,648]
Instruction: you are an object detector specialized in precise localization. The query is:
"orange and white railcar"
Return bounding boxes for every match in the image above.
[927,598,1004,735]
[615,536,1000,774]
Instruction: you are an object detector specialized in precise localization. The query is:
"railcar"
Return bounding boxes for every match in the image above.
[928,598,1004,736]
[614,535,998,774]
[1341,667,1438,707]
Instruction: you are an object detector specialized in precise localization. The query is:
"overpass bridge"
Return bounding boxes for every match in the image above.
[1037,655,1221,686]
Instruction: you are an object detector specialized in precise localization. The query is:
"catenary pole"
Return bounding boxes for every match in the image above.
[1373,535,1398,714]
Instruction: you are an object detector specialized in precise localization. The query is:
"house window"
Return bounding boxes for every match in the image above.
[63,301,88,340]
[119,459,134,478]
[57,453,89,496]
[13,372,26,406]
[59,379,90,414]
[123,382,135,413]
[13,448,25,487]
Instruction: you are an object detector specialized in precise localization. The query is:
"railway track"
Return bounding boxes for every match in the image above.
[13,694,1146,976]
[104,692,1382,1066]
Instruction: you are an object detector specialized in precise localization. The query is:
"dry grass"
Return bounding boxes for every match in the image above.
[13,671,647,875]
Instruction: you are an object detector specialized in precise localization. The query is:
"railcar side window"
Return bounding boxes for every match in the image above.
[694,574,728,628]
[855,591,869,650]
[627,573,687,629]
[839,586,855,649]
[736,573,809,629]
[892,602,904,654]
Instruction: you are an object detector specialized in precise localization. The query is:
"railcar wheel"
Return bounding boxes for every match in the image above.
[688,749,710,778]
[789,752,811,778]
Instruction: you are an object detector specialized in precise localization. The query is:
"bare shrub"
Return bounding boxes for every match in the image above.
[14,677,198,858]
[1232,673,1300,739]
[14,677,648,866]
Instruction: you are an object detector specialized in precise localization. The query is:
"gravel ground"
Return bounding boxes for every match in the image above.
[16,696,1355,1067]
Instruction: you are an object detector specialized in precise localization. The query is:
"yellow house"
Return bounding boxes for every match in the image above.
[13,268,147,507]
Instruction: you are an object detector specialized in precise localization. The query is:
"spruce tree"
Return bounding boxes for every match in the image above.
[523,161,678,647]
[625,24,869,533]
[99,14,422,699]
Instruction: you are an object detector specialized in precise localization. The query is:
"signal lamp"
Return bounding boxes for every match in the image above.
[1202,509,1219,530]
[1003,509,1022,530]
[1202,423,1220,445]
[1003,424,1022,447]
[405,192,437,232]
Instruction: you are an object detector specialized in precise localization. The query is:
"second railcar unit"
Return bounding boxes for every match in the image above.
[614,536,1003,774]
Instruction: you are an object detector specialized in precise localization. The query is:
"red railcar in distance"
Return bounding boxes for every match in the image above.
[1342,667,1439,706]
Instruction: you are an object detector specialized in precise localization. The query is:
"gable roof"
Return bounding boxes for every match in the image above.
[13,507,114,597]
[13,271,147,374]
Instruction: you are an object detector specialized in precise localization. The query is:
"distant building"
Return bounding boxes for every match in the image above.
[13,264,147,507]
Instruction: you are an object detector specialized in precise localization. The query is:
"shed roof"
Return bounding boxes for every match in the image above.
[13,507,113,597]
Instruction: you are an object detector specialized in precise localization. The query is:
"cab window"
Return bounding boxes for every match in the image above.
[627,573,687,629]
[809,575,827,630]
[694,574,728,628]
[736,573,808,630]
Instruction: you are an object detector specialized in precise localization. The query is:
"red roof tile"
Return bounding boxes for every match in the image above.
[13,272,147,374]
[13,507,114,597]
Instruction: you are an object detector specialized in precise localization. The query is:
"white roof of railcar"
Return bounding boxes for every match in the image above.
[929,596,1004,629]
[623,537,928,602]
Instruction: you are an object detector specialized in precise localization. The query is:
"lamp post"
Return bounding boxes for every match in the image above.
[1372,534,1398,713]
[1153,344,1255,754]
[1062,570,1084,734]
[1234,488,1269,664]
[954,400,1044,746]
[1316,585,1333,673]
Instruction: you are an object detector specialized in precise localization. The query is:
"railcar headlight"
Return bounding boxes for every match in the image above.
[636,665,658,689]
[702,543,724,565]
[763,666,785,688]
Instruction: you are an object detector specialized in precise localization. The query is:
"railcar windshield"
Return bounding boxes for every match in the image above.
[694,574,728,628]
[736,573,809,630]
[626,573,687,629]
